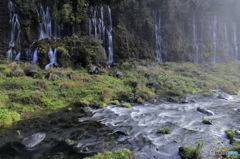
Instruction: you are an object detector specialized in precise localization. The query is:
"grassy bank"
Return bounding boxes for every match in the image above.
[0,60,240,127]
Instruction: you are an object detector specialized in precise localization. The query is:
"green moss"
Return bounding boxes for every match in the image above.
[179,141,204,159]
[110,100,120,105]
[0,109,20,127]
[84,148,133,159]
[226,129,235,139]
[156,127,171,134]
[202,92,213,97]
[121,103,132,108]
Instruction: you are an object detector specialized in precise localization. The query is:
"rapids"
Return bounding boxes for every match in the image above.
[80,96,240,159]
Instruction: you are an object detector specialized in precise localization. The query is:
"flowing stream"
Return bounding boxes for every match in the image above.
[80,96,240,159]
[0,96,239,158]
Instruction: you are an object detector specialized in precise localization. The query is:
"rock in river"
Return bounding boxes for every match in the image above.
[197,107,214,115]
[21,133,46,148]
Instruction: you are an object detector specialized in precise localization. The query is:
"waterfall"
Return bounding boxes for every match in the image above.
[192,13,199,63]
[153,10,162,62]
[6,48,14,60]
[32,48,38,64]
[6,0,21,60]
[233,22,238,60]
[89,6,113,63]
[212,15,217,63]
[45,47,59,70]
[224,23,229,59]
[37,5,61,40]
[25,42,36,62]
[14,52,21,61]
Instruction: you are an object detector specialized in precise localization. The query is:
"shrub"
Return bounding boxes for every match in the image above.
[33,80,48,89]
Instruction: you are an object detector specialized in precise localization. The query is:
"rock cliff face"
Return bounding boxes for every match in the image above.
[0,0,11,58]
[1,0,240,66]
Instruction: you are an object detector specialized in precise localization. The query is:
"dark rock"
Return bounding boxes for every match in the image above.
[24,65,38,77]
[67,73,73,79]
[113,70,123,78]
[167,97,179,103]
[146,80,160,89]
[218,92,233,100]
[202,119,213,125]
[88,65,99,74]
[21,133,46,148]
[179,96,196,103]
[197,107,214,115]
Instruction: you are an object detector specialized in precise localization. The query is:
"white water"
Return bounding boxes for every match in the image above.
[6,1,21,60]
[37,5,61,40]
[45,47,58,70]
[89,6,113,63]
[233,22,238,60]
[212,15,217,63]
[79,96,240,159]
[153,10,162,62]
[6,48,14,60]
[14,52,21,61]
[192,13,199,63]
[32,48,38,64]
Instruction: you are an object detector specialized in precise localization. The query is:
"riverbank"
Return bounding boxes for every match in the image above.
[1,60,240,127]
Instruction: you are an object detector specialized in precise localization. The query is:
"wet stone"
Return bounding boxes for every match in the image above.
[21,133,46,148]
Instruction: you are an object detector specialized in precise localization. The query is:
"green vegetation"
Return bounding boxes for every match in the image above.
[84,148,133,159]
[0,60,240,127]
[156,127,170,134]
[226,129,236,139]
[179,141,204,159]
[121,103,132,108]
[111,100,120,105]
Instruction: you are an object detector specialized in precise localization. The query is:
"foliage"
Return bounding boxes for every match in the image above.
[121,103,132,108]
[110,100,120,105]
[156,127,171,134]
[179,141,204,159]
[84,148,133,159]
[0,109,20,127]
[226,129,235,139]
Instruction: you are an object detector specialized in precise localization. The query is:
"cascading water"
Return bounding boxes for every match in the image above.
[25,42,36,62]
[192,13,199,63]
[212,15,217,63]
[6,0,21,60]
[45,47,58,70]
[89,6,113,63]
[32,48,38,64]
[153,10,162,62]
[233,22,238,60]
[14,52,21,61]
[224,23,229,59]
[37,5,61,40]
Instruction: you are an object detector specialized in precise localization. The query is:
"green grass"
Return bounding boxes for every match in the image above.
[1,60,240,126]
[84,148,133,159]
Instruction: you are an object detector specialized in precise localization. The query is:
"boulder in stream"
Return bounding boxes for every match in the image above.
[197,107,214,115]
[21,133,46,148]
[218,92,233,100]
